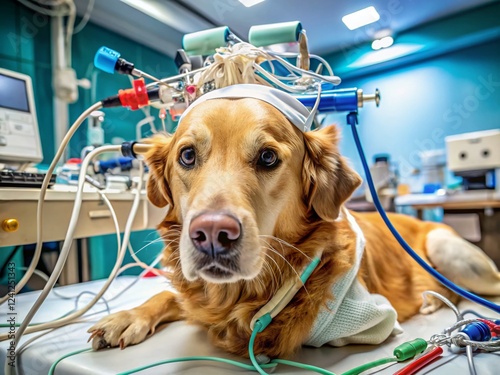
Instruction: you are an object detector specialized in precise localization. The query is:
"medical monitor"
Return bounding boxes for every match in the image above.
[0,68,43,164]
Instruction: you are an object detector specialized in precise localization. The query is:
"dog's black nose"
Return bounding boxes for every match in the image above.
[189,213,241,256]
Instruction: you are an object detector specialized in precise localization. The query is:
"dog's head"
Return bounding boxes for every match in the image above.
[145,96,361,284]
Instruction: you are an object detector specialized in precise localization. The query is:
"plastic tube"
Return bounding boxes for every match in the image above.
[249,21,302,47]
[182,26,230,55]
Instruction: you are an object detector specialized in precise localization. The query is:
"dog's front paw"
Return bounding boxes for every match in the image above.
[87,310,153,350]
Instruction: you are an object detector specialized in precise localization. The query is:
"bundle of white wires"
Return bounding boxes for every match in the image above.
[0,101,160,375]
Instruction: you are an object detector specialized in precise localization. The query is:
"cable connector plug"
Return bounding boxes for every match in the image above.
[393,338,428,361]
[101,79,151,110]
[456,321,492,343]
[94,46,138,76]
[121,142,152,159]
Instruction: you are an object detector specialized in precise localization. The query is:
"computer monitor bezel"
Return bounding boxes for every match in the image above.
[0,67,43,164]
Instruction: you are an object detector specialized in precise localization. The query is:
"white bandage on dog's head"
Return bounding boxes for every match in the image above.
[178,84,313,132]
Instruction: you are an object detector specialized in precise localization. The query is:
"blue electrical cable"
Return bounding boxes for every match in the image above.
[347,112,500,314]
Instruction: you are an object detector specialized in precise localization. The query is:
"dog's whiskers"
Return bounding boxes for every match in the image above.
[260,241,311,298]
[259,235,311,260]
[261,253,282,292]
[133,238,178,257]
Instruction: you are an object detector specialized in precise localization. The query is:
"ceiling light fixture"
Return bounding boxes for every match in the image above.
[120,0,212,33]
[238,0,265,7]
[372,36,394,50]
[342,6,380,30]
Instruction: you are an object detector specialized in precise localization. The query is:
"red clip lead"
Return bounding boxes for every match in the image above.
[118,78,149,110]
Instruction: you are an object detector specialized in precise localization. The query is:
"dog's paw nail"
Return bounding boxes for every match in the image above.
[119,338,125,350]
[87,330,101,342]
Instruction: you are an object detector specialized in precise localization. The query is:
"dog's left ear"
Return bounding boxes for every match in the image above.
[302,125,362,221]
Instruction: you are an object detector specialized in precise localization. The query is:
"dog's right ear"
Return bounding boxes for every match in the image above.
[144,134,173,208]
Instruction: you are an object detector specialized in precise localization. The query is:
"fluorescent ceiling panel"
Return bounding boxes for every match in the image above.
[342,6,380,30]
[238,0,266,7]
[121,0,212,33]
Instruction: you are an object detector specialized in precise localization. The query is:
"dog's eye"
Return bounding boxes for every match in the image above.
[179,147,196,168]
[257,149,279,168]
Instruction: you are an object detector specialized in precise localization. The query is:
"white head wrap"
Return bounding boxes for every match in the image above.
[178,84,315,132]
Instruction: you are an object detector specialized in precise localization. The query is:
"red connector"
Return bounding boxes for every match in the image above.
[393,346,443,375]
[118,78,149,110]
[479,318,500,335]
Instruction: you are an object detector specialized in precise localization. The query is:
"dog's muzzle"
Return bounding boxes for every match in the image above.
[189,212,242,279]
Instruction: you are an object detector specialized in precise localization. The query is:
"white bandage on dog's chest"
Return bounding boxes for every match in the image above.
[306,210,402,347]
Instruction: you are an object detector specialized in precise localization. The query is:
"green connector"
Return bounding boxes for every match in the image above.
[393,338,428,361]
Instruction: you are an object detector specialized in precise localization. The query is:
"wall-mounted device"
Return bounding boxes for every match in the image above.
[0,68,43,165]
[446,129,500,191]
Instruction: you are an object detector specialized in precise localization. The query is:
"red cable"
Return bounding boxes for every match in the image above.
[393,346,443,375]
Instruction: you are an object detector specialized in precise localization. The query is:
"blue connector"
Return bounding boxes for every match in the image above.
[95,157,135,174]
[94,46,136,76]
[295,88,359,112]
[94,46,121,74]
[460,321,492,341]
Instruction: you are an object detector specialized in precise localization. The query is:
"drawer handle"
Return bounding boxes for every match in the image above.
[89,210,111,219]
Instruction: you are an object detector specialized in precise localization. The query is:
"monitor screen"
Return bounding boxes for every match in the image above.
[0,73,30,112]
[0,68,42,164]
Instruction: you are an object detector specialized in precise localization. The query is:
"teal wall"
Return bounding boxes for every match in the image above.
[322,3,500,192]
[0,0,177,280]
[0,0,54,164]
[327,38,500,189]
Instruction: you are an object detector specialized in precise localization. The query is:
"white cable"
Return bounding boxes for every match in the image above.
[3,145,127,375]
[72,0,94,34]
[0,102,102,306]
[146,66,210,88]
[303,83,322,131]
[64,0,76,66]
[252,63,305,93]
[466,345,478,375]
[268,53,341,85]
[103,254,164,305]
[14,254,163,357]
[17,0,71,16]
[422,291,461,322]
[271,52,335,77]
[16,267,111,312]
[97,190,122,252]
[48,190,121,301]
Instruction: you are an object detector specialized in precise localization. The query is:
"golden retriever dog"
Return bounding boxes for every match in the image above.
[88,86,500,359]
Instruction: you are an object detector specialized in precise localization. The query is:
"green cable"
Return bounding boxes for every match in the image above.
[340,357,397,375]
[272,359,337,375]
[249,320,337,375]
[48,346,277,375]
[48,348,92,375]
[248,326,269,375]
[49,324,428,375]
[116,356,277,375]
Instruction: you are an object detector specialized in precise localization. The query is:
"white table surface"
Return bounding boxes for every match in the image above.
[1,276,499,375]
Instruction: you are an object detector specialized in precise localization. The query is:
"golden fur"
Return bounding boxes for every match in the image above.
[88,98,500,358]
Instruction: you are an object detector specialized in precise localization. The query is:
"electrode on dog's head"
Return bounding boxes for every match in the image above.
[178,84,313,132]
